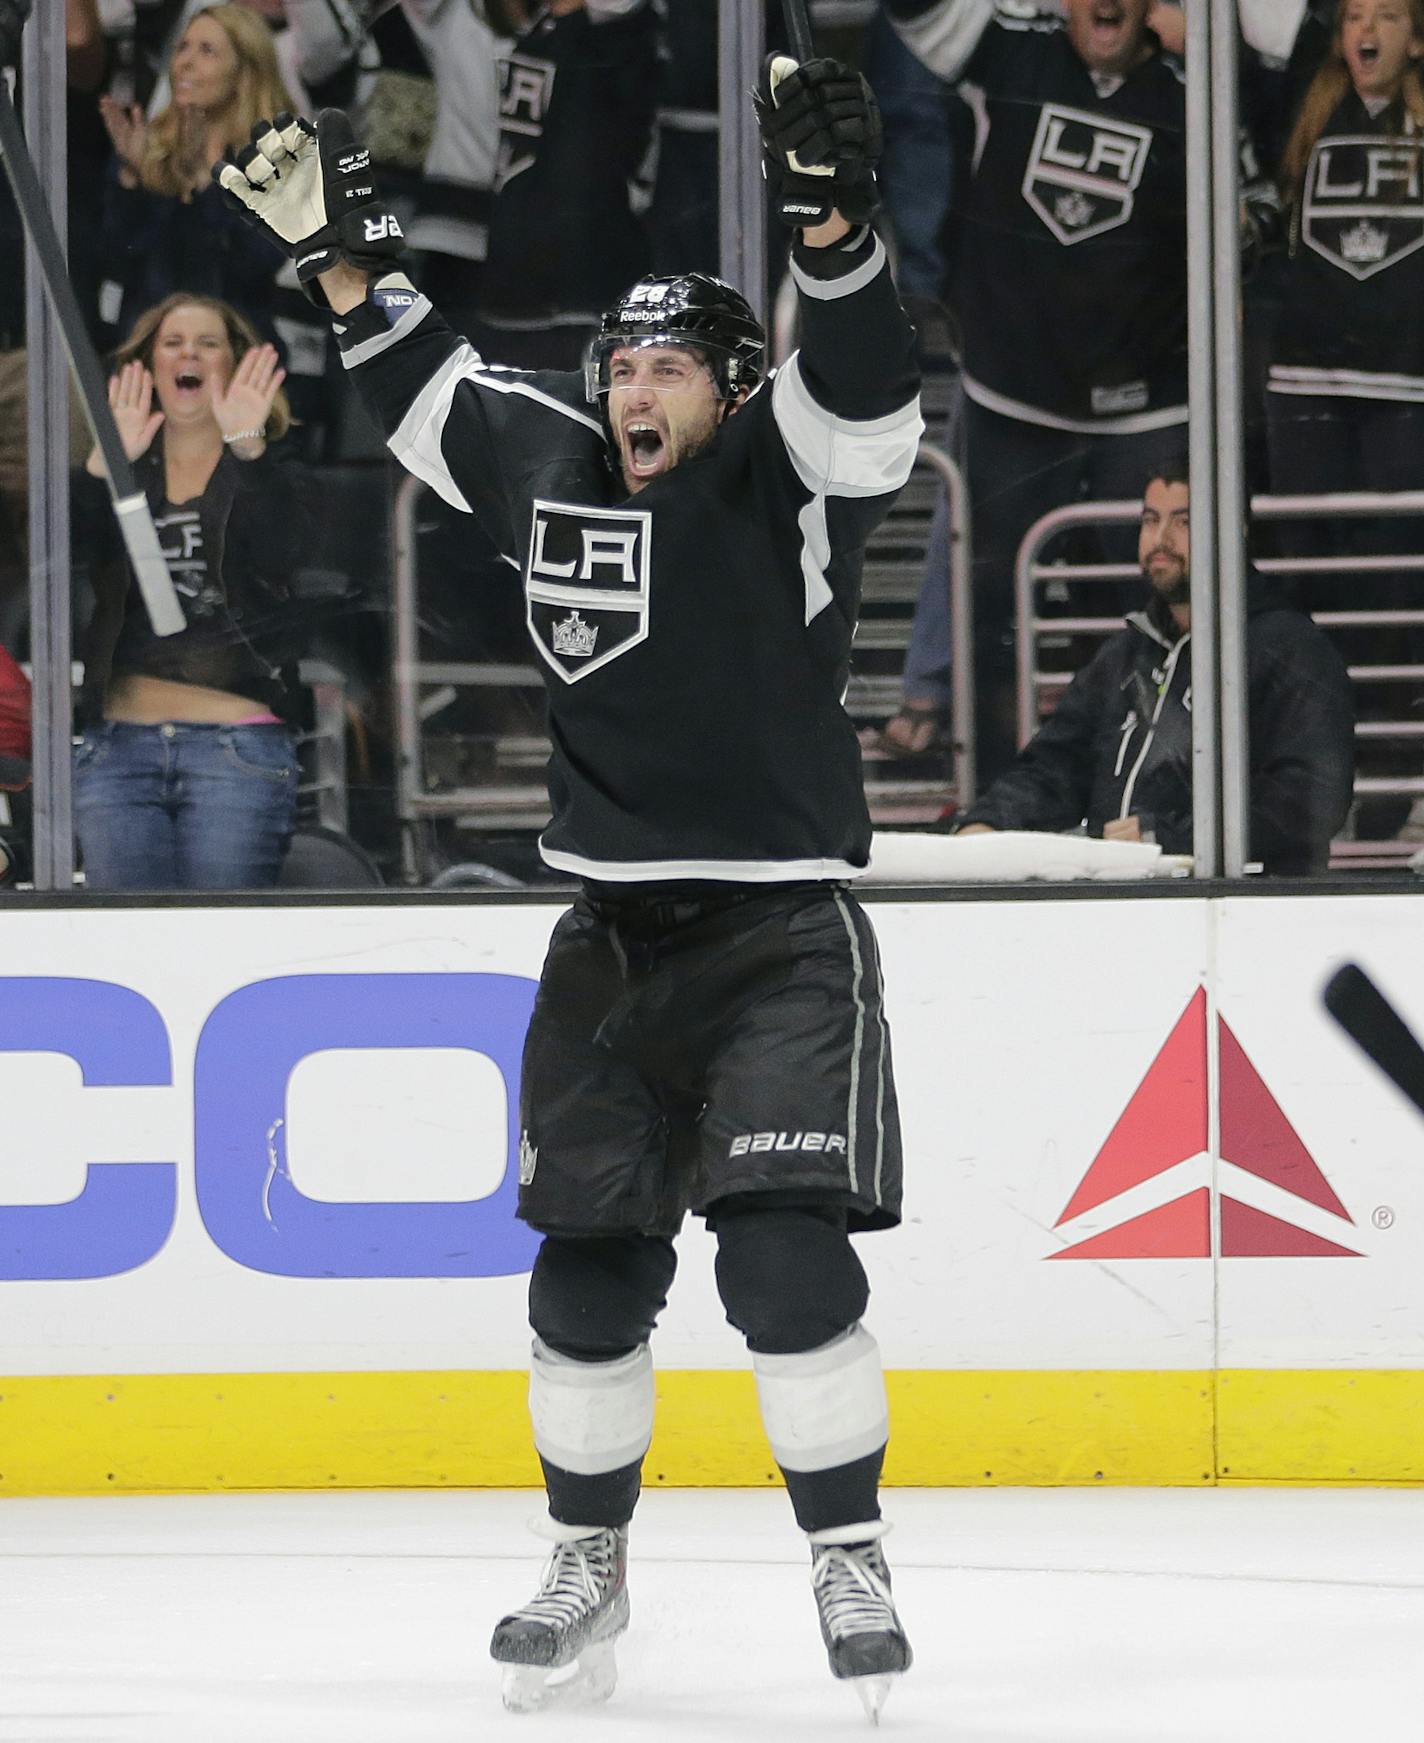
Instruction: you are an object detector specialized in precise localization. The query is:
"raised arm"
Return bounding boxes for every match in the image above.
[754,54,921,474]
[212,111,515,532]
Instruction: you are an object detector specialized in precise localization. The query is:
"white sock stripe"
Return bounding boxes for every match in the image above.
[753,1324,888,1474]
[529,1339,655,1478]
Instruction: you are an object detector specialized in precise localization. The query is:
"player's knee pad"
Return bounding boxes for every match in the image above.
[712,1204,869,1354]
[529,1233,677,1361]
[529,1337,656,1478]
[753,1323,889,1475]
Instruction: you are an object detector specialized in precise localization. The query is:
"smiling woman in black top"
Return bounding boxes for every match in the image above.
[74,292,314,889]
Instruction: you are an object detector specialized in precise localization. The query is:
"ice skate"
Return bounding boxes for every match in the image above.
[810,1536,913,1724]
[489,1523,630,1713]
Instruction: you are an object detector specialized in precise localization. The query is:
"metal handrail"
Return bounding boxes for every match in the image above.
[912,441,974,804]
[1016,491,1424,747]
[1013,491,1424,853]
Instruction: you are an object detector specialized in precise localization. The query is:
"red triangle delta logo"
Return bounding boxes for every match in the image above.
[1049,989,1360,1260]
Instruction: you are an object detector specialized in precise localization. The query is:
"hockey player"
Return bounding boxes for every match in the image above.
[215,52,921,1722]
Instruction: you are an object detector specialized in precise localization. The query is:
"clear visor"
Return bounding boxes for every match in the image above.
[585,334,737,402]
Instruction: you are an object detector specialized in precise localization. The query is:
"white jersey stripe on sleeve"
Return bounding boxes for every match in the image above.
[790,233,889,302]
[772,355,923,498]
[387,342,482,512]
[338,292,437,368]
[798,495,835,625]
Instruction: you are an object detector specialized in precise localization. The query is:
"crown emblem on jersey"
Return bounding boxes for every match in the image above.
[1340,219,1389,264]
[1054,190,1095,230]
[552,610,599,657]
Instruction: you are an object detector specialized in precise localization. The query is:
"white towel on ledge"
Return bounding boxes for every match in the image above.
[865,830,1193,884]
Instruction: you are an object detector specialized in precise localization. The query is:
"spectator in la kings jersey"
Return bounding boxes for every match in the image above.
[875,0,1249,785]
[216,53,922,1721]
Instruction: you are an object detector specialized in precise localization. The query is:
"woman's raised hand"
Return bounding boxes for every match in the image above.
[212,343,286,449]
[108,361,165,460]
[99,95,148,185]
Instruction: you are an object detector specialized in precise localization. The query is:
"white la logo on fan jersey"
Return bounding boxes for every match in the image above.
[1023,104,1154,245]
[1303,134,1424,279]
[496,53,556,189]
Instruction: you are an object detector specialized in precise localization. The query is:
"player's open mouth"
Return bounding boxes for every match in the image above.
[173,368,204,398]
[624,422,667,478]
[1356,40,1380,65]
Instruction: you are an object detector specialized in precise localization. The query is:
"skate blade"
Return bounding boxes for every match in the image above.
[501,1639,618,1714]
[852,1672,898,1725]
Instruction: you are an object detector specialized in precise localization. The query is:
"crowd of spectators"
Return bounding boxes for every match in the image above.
[862,0,1420,869]
[0,0,1417,886]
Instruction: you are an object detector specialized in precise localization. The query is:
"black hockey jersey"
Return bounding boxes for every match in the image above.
[1271,93,1424,402]
[335,231,922,881]
[480,1,658,326]
[889,0,1188,432]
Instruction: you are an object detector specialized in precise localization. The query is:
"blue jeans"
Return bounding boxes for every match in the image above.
[863,9,955,301]
[74,720,298,891]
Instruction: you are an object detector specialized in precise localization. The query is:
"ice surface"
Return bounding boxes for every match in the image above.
[1,1486,1421,1741]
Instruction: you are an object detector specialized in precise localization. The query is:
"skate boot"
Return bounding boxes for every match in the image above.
[489,1522,630,1713]
[809,1530,913,1724]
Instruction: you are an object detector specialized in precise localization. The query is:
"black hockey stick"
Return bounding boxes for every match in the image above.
[0,81,184,634]
[1323,962,1424,1122]
[782,0,815,63]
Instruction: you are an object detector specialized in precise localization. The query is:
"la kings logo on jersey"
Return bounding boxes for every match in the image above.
[495,52,555,189]
[1303,135,1424,279]
[1023,104,1153,244]
[526,499,651,682]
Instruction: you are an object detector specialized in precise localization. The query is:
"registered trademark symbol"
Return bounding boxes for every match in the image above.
[1373,1206,1395,1230]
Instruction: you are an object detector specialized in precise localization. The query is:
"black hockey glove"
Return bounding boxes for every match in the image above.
[752,55,882,229]
[214,109,404,309]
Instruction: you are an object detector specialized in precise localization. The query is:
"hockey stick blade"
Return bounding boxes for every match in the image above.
[1323,962,1424,1122]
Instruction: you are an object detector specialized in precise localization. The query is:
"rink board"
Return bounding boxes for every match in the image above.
[0,893,1421,1492]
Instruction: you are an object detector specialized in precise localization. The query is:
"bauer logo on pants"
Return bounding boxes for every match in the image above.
[1022,105,1153,245]
[1303,135,1424,279]
[526,500,651,682]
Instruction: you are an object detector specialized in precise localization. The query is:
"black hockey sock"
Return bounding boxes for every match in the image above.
[540,1453,643,1530]
[780,1446,885,1536]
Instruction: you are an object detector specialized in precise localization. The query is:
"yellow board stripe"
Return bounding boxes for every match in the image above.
[1217,1369,1424,1483]
[0,1369,1210,1494]
[0,1369,1418,1495]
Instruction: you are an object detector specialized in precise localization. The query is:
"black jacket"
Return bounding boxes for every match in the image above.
[957,588,1355,874]
[73,442,317,724]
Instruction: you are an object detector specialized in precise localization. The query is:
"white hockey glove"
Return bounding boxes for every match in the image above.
[214,109,404,308]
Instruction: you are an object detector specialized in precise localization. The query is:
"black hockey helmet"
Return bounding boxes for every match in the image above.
[585,272,766,404]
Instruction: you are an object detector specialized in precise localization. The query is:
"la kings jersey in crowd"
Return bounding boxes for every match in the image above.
[481,0,657,328]
[335,229,922,880]
[889,0,1189,432]
[1272,93,1424,403]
